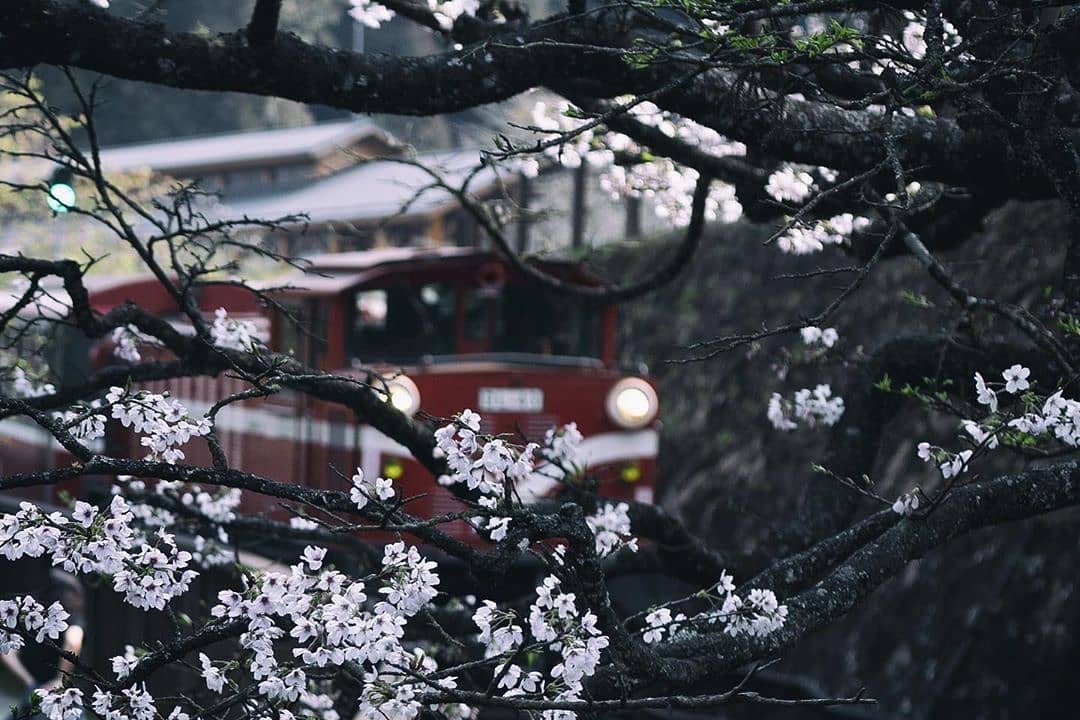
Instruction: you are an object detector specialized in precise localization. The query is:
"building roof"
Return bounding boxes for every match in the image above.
[98,119,384,175]
[218,150,497,225]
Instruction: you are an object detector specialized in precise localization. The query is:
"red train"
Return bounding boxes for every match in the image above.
[2,248,660,542]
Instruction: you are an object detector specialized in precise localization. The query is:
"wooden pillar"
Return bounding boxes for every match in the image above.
[626,194,642,239]
[571,162,587,249]
[515,172,532,253]
[428,213,446,246]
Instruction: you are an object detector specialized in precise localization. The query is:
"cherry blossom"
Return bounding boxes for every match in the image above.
[767,385,845,430]
[776,214,871,255]
[0,595,70,654]
[0,495,198,610]
[892,491,921,517]
[210,307,258,352]
[199,652,227,693]
[350,468,396,510]
[801,326,839,348]
[111,644,139,680]
[35,687,83,720]
[104,386,212,464]
[765,167,814,203]
[1002,364,1031,394]
[901,11,962,61]
[347,0,478,31]
[111,325,143,363]
[585,502,638,557]
[529,99,745,228]
[8,366,55,397]
[974,372,998,412]
[639,571,787,643]
[348,0,393,28]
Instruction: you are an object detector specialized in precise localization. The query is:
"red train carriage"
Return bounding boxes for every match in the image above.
[3,248,660,542]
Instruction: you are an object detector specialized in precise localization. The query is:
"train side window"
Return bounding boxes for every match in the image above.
[275,303,306,356]
[350,284,456,361]
[355,290,388,332]
[275,301,327,367]
[418,283,456,353]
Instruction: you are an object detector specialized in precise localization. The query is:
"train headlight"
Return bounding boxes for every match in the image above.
[605,377,658,430]
[382,376,421,417]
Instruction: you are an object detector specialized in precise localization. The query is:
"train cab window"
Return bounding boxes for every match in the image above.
[494,285,601,358]
[460,283,600,358]
[463,287,496,342]
[349,283,456,362]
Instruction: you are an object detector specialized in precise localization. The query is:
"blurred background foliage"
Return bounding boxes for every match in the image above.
[35,0,559,150]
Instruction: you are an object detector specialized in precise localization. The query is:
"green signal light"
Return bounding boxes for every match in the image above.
[46,166,76,213]
[46,182,76,213]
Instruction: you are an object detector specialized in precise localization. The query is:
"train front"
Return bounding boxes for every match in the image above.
[270,249,660,542]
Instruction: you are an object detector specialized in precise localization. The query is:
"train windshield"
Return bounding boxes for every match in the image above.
[348,281,601,363]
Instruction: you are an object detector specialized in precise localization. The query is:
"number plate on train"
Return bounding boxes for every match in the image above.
[477,388,544,413]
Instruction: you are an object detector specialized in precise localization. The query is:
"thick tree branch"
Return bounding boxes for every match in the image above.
[0,0,1074,202]
[657,458,1080,687]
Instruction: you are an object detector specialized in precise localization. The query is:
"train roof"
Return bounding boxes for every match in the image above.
[266,247,589,298]
[303,246,481,271]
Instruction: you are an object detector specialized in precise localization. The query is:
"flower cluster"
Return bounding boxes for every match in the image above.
[475,575,609,714]
[0,496,197,610]
[210,307,258,352]
[541,422,583,469]
[38,684,190,720]
[894,365,1080,511]
[473,601,524,657]
[0,595,70,653]
[111,644,140,679]
[720,588,788,637]
[891,490,921,517]
[201,540,451,720]
[35,688,83,720]
[89,684,158,720]
[105,386,212,463]
[777,213,872,255]
[58,404,107,444]
[530,98,746,227]
[642,607,686,644]
[357,647,470,720]
[800,326,839,349]
[8,366,55,397]
[435,410,582,542]
[350,468,396,510]
[118,479,240,567]
[765,166,814,203]
[347,0,479,30]
[585,502,638,557]
[900,11,962,61]
[111,325,144,363]
[767,384,845,431]
[601,160,743,226]
[640,571,787,643]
